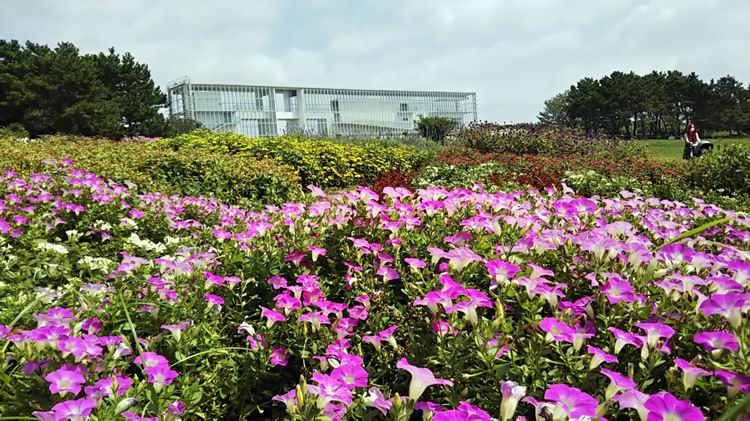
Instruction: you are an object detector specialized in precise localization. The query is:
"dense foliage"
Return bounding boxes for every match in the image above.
[415,116,457,144]
[0,137,302,206]
[0,40,166,138]
[1,162,749,420]
[540,71,750,138]
[452,122,644,158]
[157,130,430,188]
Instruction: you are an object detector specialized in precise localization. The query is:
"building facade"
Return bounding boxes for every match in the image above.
[167,78,477,137]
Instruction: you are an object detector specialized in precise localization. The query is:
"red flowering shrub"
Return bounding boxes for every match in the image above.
[371,170,415,194]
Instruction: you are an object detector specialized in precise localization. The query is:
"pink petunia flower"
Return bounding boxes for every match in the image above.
[500,381,526,421]
[261,307,286,328]
[363,386,393,416]
[673,358,711,390]
[588,345,618,369]
[539,317,574,343]
[144,365,179,392]
[544,384,599,420]
[698,293,749,328]
[396,357,453,401]
[693,331,739,354]
[600,368,636,400]
[644,391,705,421]
[44,367,86,396]
[51,398,97,421]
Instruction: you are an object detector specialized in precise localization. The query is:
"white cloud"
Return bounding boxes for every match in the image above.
[2,0,748,121]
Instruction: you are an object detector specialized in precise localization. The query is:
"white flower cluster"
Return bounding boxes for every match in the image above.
[77,255,116,273]
[126,233,166,253]
[36,241,69,255]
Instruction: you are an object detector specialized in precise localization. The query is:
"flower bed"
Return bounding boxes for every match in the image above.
[157,130,431,188]
[1,160,749,420]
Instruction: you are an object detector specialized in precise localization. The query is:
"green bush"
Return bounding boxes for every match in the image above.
[0,136,302,206]
[157,130,431,188]
[685,144,750,197]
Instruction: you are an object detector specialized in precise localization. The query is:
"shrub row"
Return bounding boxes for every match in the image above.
[0,136,302,206]
[157,130,431,188]
[452,122,645,158]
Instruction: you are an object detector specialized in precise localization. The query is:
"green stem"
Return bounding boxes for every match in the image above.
[169,347,252,368]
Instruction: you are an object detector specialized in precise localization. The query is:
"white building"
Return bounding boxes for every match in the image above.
[167,78,477,137]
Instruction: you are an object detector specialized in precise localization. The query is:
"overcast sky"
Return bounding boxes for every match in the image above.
[2,0,749,121]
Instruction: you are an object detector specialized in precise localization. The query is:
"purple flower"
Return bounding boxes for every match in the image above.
[500,380,526,421]
[122,412,158,421]
[134,352,169,368]
[396,357,453,401]
[614,389,649,421]
[608,327,643,354]
[714,370,750,396]
[634,323,675,350]
[167,400,186,416]
[144,365,179,392]
[84,375,132,399]
[588,345,618,369]
[673,359,711,390]
[45,367,86,396]
[204,293,224,309]
[445,289,493,325]
[260,306,286,327]
[363,325,399,351]
[644,391,705,421]
[376,266,400,281]
[601,275,636,304]
[539,317,574,343]
[298,311,331,331]
[51,398,97,421]
[693,331,739,353]
[311,372,353,406]
[331,361,368,389]
[544,384,599,420]
[600,368,636,399]
[270,347,289,366]
[363,387,393,415]
[308,245,327,262]
[433,401,491,421]
[698,293,749,328]
[486,260,521,288]
[404,257,427,272]
[161,320,191,342]
[272,388,297,410]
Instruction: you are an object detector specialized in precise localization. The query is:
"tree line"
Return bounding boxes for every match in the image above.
[538,70,750,138]
[0,40,200,138]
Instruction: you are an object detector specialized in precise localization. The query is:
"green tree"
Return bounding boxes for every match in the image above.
[0,39,166,138]
[165,116,203,137]
[537,90,572,125]
[415,116,456,144]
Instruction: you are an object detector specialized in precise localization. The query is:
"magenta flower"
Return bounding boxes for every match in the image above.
[486,260,521,288]
[331,361,369,389]
[539,317,574,343]
[122,412,158,421]
[308,245,327,262]
[161,320,191,342]
[444,246,483,272]
[614,389,649,421]
[658,244,697,266]
[693,331,739,353]
[144,365,179,391]
[84,375,132,398]
[204,293,224,309]
[270,347,290,366]
[363,387,393,416]
[500,380,526,421]
[167,400,187,416]
[397,357,453,401]
[714,370,750,396]
[45,367,86,396]
[698,293,749,328]
[601,276,636,304]
[727,259,750,285]
[376,266,400,281]
[608,327,643,354]
[298,311,331,331]
[600,368,636,399]
[673,359,711,390]
[311,372,353,406]
[445,289,493,325]
[544,384,599,420]
[272,388,297,410]
[363,325,399,351]
[634,322,675,350]
[588,345,618,369]
[260,306,286,327]
[134,352,169,368]
[51,398,97,421]
[404,257,427,272]
[433,401,492,421]
[644,391,705,421]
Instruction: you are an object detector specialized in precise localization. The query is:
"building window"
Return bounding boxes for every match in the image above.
[331,100,339,112]
[400,103,408,112]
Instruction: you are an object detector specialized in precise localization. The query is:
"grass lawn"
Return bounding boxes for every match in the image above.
[642,137,750,160]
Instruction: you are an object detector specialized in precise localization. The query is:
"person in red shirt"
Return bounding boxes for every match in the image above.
[683,120,701,159]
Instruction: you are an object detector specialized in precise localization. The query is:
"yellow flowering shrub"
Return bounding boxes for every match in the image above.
[158,130,430,187]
